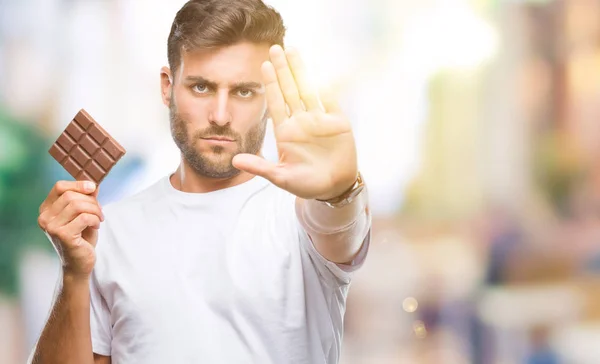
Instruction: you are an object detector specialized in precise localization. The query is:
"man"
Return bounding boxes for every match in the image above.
[32,0,371,363]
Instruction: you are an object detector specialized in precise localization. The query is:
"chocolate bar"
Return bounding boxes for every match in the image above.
[49,109,126,184]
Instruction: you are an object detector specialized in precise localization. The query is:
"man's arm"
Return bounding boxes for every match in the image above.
[94,355,111,364]
[31,274,108,364]
[295,187,370,264]
[231,44,370,263]
[32,180,109,363]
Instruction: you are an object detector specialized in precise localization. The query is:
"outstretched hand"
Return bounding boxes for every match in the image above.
[232,45,358,200]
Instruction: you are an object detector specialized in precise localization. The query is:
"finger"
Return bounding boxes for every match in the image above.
[304,114,353,138]
[51,200,105,228]
[48,190,103,221]
[232,153,286,187]
[319,87,342,114]
[55,213,101,248]
[40,180,97,213]
[285,48,320,111]
[262,61,288,126]
[269,45,303,114]
[81,225,99,247]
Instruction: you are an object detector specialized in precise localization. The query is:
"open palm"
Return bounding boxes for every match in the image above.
[232,45,358,200]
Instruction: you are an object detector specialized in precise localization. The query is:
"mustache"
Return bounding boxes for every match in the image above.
[193,124,240,141]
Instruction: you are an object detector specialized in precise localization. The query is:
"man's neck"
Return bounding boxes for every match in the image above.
[170,162,255,194]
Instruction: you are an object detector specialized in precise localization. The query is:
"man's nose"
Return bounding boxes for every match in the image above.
[208,90,231,126]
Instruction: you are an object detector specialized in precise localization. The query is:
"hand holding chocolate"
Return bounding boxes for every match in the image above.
[39,109,125,277]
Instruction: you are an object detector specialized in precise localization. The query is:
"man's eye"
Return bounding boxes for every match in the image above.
[192,84,209,93]
[237,89,254,98]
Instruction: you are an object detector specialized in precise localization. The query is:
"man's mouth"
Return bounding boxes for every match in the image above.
[202,136,235,142]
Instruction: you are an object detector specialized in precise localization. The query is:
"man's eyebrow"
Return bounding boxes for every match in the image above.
[184,76,218,89]
[231,81,263,90]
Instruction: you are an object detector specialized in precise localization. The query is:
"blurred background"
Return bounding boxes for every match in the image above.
[2,0,600,362]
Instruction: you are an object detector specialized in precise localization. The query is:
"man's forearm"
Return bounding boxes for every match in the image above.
[32,274,94,364]
[296,189,370,263]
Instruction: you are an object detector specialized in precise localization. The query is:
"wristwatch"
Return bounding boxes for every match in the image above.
[316,172,365,208]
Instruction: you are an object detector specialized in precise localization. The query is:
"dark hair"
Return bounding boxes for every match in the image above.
[167,0,286,74]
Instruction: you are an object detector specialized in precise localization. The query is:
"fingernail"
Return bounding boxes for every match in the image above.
[84,181,96,192]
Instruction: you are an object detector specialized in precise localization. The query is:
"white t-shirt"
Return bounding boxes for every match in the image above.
[90,174,370,364]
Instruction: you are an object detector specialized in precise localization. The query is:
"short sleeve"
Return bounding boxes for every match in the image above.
[89,271,112,356]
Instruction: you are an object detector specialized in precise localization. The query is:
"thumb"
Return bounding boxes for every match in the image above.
[91,184,101,198]
[232,153,283,185]
[90,184,102,209]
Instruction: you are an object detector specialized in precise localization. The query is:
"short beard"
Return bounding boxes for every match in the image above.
[169,100,267,179]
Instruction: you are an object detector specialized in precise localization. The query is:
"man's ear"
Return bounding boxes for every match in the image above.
[160,66,173,107]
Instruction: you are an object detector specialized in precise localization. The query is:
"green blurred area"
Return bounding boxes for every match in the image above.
[0,106,53,297]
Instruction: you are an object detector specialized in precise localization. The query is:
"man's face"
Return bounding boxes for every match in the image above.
[162,42,270,179]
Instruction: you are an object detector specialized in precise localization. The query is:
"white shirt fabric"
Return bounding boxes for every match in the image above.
[90,174,370,364]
